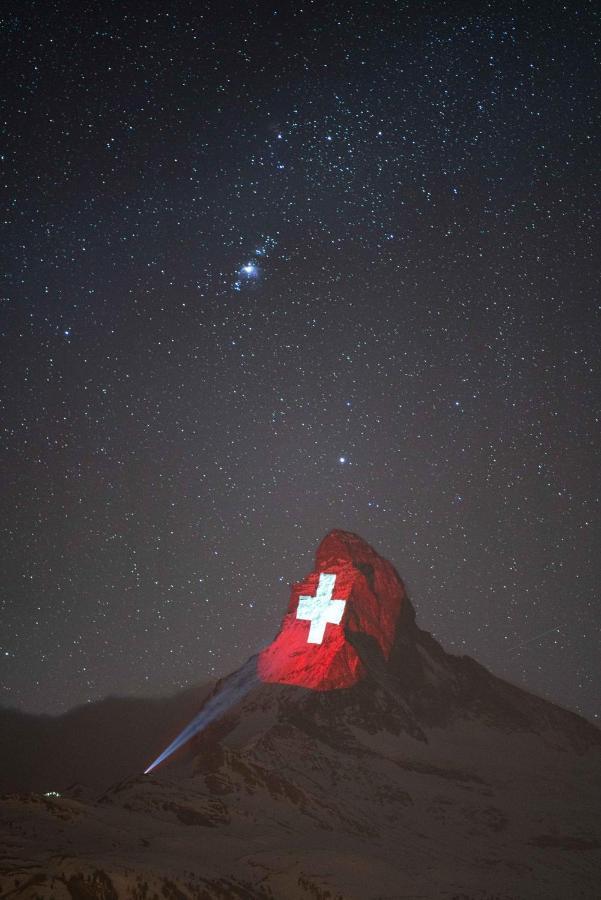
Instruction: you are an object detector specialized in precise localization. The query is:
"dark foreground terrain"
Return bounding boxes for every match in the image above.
[2,640,600,898]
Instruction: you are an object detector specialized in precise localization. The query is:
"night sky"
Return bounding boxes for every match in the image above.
[2,1,600,722]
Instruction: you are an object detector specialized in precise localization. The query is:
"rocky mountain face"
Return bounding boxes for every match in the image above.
[1,531,600,899]
[258,529,407,690]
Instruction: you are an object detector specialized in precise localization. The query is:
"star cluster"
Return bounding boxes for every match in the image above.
[1,0,599,721]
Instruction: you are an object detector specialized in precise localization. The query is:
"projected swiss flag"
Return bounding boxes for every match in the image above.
[258,530,406,691]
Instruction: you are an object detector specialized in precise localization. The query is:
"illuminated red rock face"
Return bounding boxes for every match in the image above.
[258,530,407,690]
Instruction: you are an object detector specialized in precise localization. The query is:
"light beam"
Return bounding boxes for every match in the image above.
[144,658,259,774]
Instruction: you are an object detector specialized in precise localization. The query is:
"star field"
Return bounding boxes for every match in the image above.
[1,0,600,721]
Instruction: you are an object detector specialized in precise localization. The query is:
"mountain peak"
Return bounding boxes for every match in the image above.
[199,530,600,760]
[143,531,599,777]
[258,530,413,691]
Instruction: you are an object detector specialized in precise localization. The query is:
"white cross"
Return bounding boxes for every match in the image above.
[296,573,346,644]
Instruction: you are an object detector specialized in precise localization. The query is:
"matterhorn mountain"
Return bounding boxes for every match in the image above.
[1,531,600,899]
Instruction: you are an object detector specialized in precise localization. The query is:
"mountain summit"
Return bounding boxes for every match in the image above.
[201,529,596,753]
[258,529,410,690]
[1,532,600,899]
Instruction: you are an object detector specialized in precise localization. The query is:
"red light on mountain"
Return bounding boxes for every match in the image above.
[258,530,406,690]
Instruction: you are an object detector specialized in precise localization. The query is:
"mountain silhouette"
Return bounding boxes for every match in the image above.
[0,684,213,795]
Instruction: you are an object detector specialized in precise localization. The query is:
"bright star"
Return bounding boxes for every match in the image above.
[339,456,346,464]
